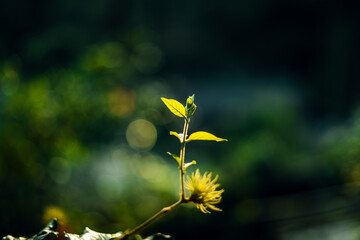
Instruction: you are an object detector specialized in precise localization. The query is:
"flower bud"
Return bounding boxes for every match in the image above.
[186,94,196,118]
[186,94,194,108]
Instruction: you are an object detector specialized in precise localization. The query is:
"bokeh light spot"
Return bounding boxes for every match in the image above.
[108,87,136,118]
[82,42,126,71]
[94,152,127,201]
[137,154,178,193]
[126,119,157,150]
[43,206,67,224]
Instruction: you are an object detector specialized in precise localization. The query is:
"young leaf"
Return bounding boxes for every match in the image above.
[170,131,183,142]
[184,160,197,172]
[187,131,228,142]
[167,152,181,166]
[161,98,186,118]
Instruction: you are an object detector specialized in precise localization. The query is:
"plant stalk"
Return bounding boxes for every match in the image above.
[118,199,186,240]
[179,118,190,200]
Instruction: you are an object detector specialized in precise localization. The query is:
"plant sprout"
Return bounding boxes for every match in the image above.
[119,94,227,239]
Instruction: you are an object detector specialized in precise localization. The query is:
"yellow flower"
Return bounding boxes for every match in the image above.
[186,169,224,214]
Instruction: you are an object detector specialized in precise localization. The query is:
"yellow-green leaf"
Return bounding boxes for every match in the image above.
[184,160,196,172]
[161,97,186,118]
[187,131,228,142]
[170,131,183,142]
[167,152,181,166]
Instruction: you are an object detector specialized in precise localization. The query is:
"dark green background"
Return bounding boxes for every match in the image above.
[1,0,360,239]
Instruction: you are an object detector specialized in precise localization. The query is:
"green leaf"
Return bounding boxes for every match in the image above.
[167,152,181,166]
[184,160,196,172]
[64,228,122,240]
[169,131,183,142]
[161,98,186,118]
[187,131,228,142]
[143,233,175,240]
[2,219,58,240]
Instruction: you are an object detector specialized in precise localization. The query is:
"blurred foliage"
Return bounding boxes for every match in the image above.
[0,31,178,236]
[3,54,360,239]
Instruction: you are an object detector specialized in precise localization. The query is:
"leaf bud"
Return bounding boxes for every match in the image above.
[186,94,195,108]
[186,94,196,118]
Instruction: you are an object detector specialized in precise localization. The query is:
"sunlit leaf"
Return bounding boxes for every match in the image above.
[169,131,183,142]
[143,233,175,240]
[2,219,58,240]
[64,228,122,240]
[184,160,196,172]
[167,152,181,166]
[161,98,185,118]
[187,131,228,142]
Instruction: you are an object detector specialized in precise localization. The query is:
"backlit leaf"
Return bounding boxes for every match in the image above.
[187,131,228,142]
[161,98,185,118]
[170,131,183,142]
[184,160,196,172]
[167,152,181,166]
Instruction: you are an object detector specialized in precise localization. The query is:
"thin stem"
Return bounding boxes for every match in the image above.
[119,199,186,240]
[179,118,190,200]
